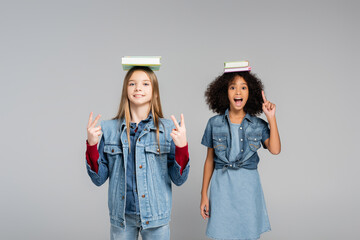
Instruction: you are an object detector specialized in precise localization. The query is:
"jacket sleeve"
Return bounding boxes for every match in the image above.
[86,135,109,186]
[167,140,190,186]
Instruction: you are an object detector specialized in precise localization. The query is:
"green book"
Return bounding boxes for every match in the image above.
[224,60,249,69]
[122,56,161,71]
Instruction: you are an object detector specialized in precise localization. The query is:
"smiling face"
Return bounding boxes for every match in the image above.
[127,70,153,107]
[228,76,249,113]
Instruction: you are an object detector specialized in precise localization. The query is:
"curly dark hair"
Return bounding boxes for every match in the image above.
[205,71,264,116]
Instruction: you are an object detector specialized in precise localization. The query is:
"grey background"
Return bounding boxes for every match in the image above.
[1,0,359,239]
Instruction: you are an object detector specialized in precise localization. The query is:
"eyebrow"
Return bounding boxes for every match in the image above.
[229,82,247,86]
[129,79,151,82]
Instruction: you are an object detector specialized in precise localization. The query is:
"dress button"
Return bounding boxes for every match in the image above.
[139,165,142,169]
[240,127,242,130]
[240,139,243,141]
[146,221,149,225]
[241,149,243,152]
[122,196,124,200]
[111,149,114,153]
[142,194,145,198]
[157,148,160,152]
[138,138,141,142]
[254,138,257,141]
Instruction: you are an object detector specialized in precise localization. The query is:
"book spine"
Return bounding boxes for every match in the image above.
[224,66,251,73]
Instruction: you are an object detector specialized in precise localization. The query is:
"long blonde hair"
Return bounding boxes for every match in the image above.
[113,66,163,149]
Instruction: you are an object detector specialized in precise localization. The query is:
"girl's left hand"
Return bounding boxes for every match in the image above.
[170,114,187,148]
[262,90,276,120]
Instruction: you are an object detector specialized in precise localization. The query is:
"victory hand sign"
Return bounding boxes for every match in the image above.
[170,114,187,148]
[87,112,102,146]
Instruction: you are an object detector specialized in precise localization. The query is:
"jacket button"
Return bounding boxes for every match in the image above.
[138,138,141,142]
[142,194,145,198]
[157,148,160,152]
[139,165,142,169]
[111,149,114,153]
[122,196,124,200]
[146,221,149,225]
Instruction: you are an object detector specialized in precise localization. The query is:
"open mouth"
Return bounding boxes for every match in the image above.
[234,97,243,106]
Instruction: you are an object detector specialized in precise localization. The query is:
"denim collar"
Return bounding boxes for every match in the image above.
[224,108,254,124]
[117,112,164,132]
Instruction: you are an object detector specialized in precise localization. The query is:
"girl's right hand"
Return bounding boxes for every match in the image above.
[87,112,102,146]
[200,194,210,220]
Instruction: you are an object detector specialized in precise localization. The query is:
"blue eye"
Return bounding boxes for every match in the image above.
[129,83,135,86]
[144,83,150,86]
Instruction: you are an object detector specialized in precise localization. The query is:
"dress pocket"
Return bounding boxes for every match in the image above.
[248,135,262,151]
[213,136,227,151]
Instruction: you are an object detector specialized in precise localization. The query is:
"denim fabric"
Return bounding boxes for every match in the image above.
[201,110,271,239]
[110,214,170,240]
[201,109,270,170]
[126,115,151,215]
[206,168,271,240]
[229,122,241,162]
[86,117,190,229]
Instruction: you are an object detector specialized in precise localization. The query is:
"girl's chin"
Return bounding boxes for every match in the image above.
[230,105,245,112]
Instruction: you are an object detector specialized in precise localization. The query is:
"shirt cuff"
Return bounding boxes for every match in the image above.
[86,141,99,173]
[175,144,189,175]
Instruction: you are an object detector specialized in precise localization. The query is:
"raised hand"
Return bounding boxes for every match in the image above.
[170,114,187,148]
[87,112,102,146]
[262,91,276,120]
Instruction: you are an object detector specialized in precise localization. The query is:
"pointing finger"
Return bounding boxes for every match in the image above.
[171,115,180,130]
[262,90,267,103]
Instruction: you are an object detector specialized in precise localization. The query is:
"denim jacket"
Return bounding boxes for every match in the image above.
[201,109,270,170]
[86,118,190,229]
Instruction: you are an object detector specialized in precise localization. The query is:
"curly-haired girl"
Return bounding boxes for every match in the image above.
[200,69,281,240]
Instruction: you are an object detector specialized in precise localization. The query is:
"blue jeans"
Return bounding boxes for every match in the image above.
[110,214,170,240]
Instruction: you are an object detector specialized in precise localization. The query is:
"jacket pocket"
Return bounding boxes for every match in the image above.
[145,143,171,178]
[103,144,123,176]
[248,135,262,151]
[213,135,227,151]
[104,145,123,155]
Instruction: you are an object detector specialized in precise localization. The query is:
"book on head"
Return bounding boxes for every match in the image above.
[122,56,161,71]
[224,66,251,73]
[224,61,249,69]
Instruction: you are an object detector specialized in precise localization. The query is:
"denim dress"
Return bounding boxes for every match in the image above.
[201,110,271,240]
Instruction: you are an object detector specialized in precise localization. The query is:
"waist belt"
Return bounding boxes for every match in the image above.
[214,153,259,171]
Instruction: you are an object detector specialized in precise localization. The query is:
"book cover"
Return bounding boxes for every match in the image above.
[224,66,251,73]
[224,61,249,69]
[122,56,161,71]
